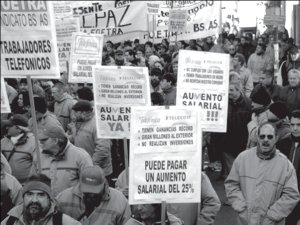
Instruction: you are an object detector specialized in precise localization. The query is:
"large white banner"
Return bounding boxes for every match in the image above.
[129,107,202,204]
[141,0,220,43]
[176,50,229,132]
[72,1,148,43]
[1,1,60,79]
[69,32,103,83]
[93,66,150,139]
[56,18,80,74]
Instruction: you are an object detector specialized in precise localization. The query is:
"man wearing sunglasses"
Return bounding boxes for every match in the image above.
[225,122,299,225]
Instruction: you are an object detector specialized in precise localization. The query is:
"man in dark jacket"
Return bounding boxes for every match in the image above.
[211,79,251,177]
[286,110,300,225]
[258,68,282,102]
[279,69,300,116]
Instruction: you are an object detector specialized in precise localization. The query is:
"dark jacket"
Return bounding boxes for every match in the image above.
[279,84,300,116]
[211,94,252,157]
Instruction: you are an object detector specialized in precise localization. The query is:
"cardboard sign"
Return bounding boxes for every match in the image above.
[72,1,148,43]
[1,1,60,79]
[1,79,11,113]
[142,1,220,43]
[69,32,103,83]
[93,66,150,139]
[176,50,229,132]
[168,9,188,32]
[129,106,202,204]
[56,18,80,74]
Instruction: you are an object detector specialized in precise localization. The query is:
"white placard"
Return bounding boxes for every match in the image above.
[69,32,103,83]
[1,1,60,79]
[176,50,229,132]
[93,66,150,139]
[129,106,202,204]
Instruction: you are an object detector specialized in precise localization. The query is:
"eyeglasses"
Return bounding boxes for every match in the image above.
[259,134,274,140]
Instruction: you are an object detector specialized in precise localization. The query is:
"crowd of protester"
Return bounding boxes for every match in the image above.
[1,22,300,225]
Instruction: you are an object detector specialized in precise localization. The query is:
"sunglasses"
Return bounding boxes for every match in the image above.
[259,134,274,140]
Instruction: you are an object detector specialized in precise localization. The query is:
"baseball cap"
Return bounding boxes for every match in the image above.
[38,124,66,140]
[80,166,105,194]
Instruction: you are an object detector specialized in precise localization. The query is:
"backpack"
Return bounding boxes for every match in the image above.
[6,211,63,225]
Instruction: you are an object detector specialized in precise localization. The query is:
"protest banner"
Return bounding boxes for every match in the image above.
[71,1,148,43]
[142,1,220,43]
[129,106,202,204]
[168,9,188,33]
[1,79,11,114]
[93,66,150,139]
[1,1,60,79]
[147,2,161,15]
[56,18,80,74]
[69,32,103,83]
[176,50,229,132]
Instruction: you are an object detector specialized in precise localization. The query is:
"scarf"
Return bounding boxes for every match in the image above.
[256,145,276,160]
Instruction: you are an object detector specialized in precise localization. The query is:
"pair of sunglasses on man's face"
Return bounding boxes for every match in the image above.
[259,134,274,140]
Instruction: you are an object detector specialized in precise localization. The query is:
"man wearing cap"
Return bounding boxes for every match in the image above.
[1,114,37,184]
[56,166,131,225]
[36,124,93,197]
[225,122,300,225]
[247,85,272,148]
[1,174,81,225]
[115,50,131,66]
[266,101,293,157]
[69,100,113,182]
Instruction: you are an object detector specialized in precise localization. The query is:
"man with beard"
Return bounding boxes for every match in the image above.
[286,110,300,225]
[1,115,36,184]
[150,68,163,93]
[56,166,131,224]
[225,122,300,225]
[37,124,93,197]
[115,50,132,66]
[1,174,80,225]
[69,100,113,184]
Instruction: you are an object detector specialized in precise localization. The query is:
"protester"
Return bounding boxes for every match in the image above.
[56,166,131,224]
[225,122,300,225]
[160,74,177,106]
[69,100,113,182]
[76,87,94,103]
[231,53,253,97]
[52,81,77,131]
[150,68,163,93]
[247,43,272,86]
[36,124,93,196]
[285,110,300,225]
[211,77,251,179]
[69,83,84,99]
[257,67,282,102]
[10,91,30,117]
[1,174,81,225]
[247,85,272,148]
[266,101,292,157]
[28,96,62,131]
[1,114,37,184]
[279,69,300,116]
